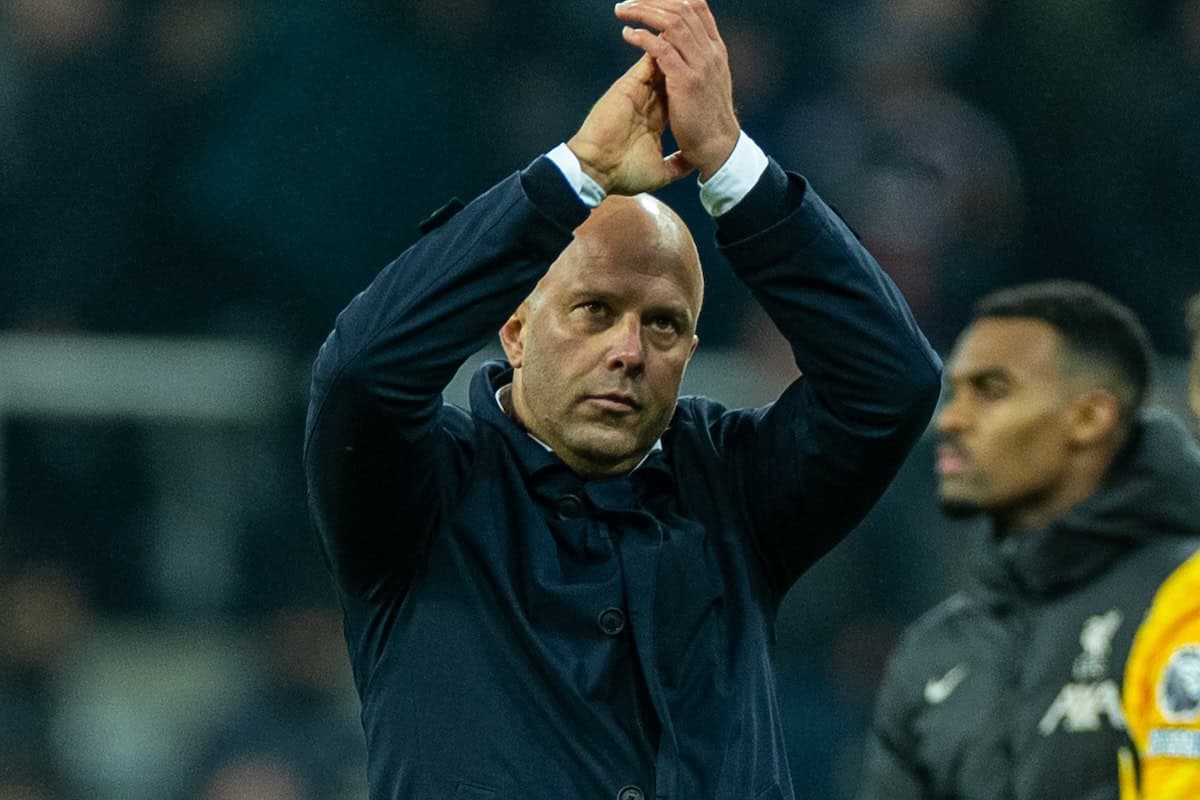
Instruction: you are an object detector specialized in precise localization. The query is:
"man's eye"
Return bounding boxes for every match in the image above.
[580,301,606,315]
[978,379,1008,400]
[650,316,678,332]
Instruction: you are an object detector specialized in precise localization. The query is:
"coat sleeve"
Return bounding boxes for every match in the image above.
[713,161,943,596]
[857,640,930,800]
[303,158,589,597]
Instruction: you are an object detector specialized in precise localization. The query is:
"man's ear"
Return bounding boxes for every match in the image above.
[677,335,700,384]
[1068,387,1122,447]
[499,305,527,368]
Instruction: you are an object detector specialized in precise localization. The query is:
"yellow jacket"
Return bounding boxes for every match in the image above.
[1121,551,1200,799]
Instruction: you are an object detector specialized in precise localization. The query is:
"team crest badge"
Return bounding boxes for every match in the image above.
[1158,644,1200,723]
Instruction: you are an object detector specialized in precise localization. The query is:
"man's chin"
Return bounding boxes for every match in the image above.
[565,430,650,475]
[939,496,984,520]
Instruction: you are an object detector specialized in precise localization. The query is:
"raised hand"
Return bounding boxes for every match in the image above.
[566,54,695,196]
[615,0,740,181]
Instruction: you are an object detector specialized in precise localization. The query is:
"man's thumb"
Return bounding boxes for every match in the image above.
[620,52,659,87]
[663,151,696,183]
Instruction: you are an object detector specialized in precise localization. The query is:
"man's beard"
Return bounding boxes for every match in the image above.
[939,497,984,519]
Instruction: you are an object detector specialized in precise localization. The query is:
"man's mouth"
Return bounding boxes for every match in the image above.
[935,443,970,475]
[586,392,640,413]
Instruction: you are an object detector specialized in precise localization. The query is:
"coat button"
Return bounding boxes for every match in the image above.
[555,494,584,519]
[616,786,644,800]
[597,607,626,636]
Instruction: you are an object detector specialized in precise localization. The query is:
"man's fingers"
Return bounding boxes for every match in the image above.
[616,0,737,182]
[622,26,689,75]
[687,0,721,42]
[615,1,675,33]
[615,0,718,42]
[616,2,708,65]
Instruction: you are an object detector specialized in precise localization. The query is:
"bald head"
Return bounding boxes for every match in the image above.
[579,193,697,255]
[499,192,704,478]
[531,194,704,317]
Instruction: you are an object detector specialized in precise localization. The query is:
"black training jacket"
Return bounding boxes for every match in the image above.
[857,410,1200,800]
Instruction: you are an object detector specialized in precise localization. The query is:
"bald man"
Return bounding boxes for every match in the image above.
[304,2,940,798]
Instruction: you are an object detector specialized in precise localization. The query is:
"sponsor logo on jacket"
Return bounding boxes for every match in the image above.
[1039,609,1126,735]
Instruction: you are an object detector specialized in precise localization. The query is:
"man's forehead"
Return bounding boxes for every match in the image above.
[557,254,698,314]
[949,317,1063,378]
[549,208,703,309]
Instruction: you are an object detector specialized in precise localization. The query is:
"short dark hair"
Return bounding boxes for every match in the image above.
[974,280,1152,419]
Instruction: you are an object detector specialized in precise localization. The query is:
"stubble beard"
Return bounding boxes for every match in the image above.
[936,496,984,522]
[938,494,985,520]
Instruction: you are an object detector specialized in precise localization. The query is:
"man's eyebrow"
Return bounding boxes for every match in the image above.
[647,301,691,318]
[946,366,1012,385]
[563,286,619,303]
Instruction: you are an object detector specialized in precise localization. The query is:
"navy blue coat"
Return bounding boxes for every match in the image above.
[304,155,942,800]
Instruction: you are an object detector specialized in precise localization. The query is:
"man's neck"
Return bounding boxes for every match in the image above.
[995,456,1114,534]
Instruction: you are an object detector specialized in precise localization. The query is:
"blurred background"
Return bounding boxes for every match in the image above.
[0,0,1197,798]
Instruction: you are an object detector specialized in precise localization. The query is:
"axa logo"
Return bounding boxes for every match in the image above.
[1038,679,1126,734]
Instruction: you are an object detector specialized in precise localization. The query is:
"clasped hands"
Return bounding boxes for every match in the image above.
[566,0,741,197]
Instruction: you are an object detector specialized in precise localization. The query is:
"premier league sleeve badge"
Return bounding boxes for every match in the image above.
[1158,645,1200,723]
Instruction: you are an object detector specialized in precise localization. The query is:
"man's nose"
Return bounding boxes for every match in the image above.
[605,316,645,374]
[935,394,967,434]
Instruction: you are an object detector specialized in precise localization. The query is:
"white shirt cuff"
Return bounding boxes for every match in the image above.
[546,143,607,208]
[698,131,769,217]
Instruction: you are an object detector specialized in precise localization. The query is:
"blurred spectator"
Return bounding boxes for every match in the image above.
[166,0,500,353]
[197,757,310,800]
[1077,0,1200,354]
[0,0,160,628]
[0,0,156,333]
[778,0,1026,351]
[0,562,93,799]
[179,607,366,800]
[2,423,152,615]
[963,0,1200,355]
